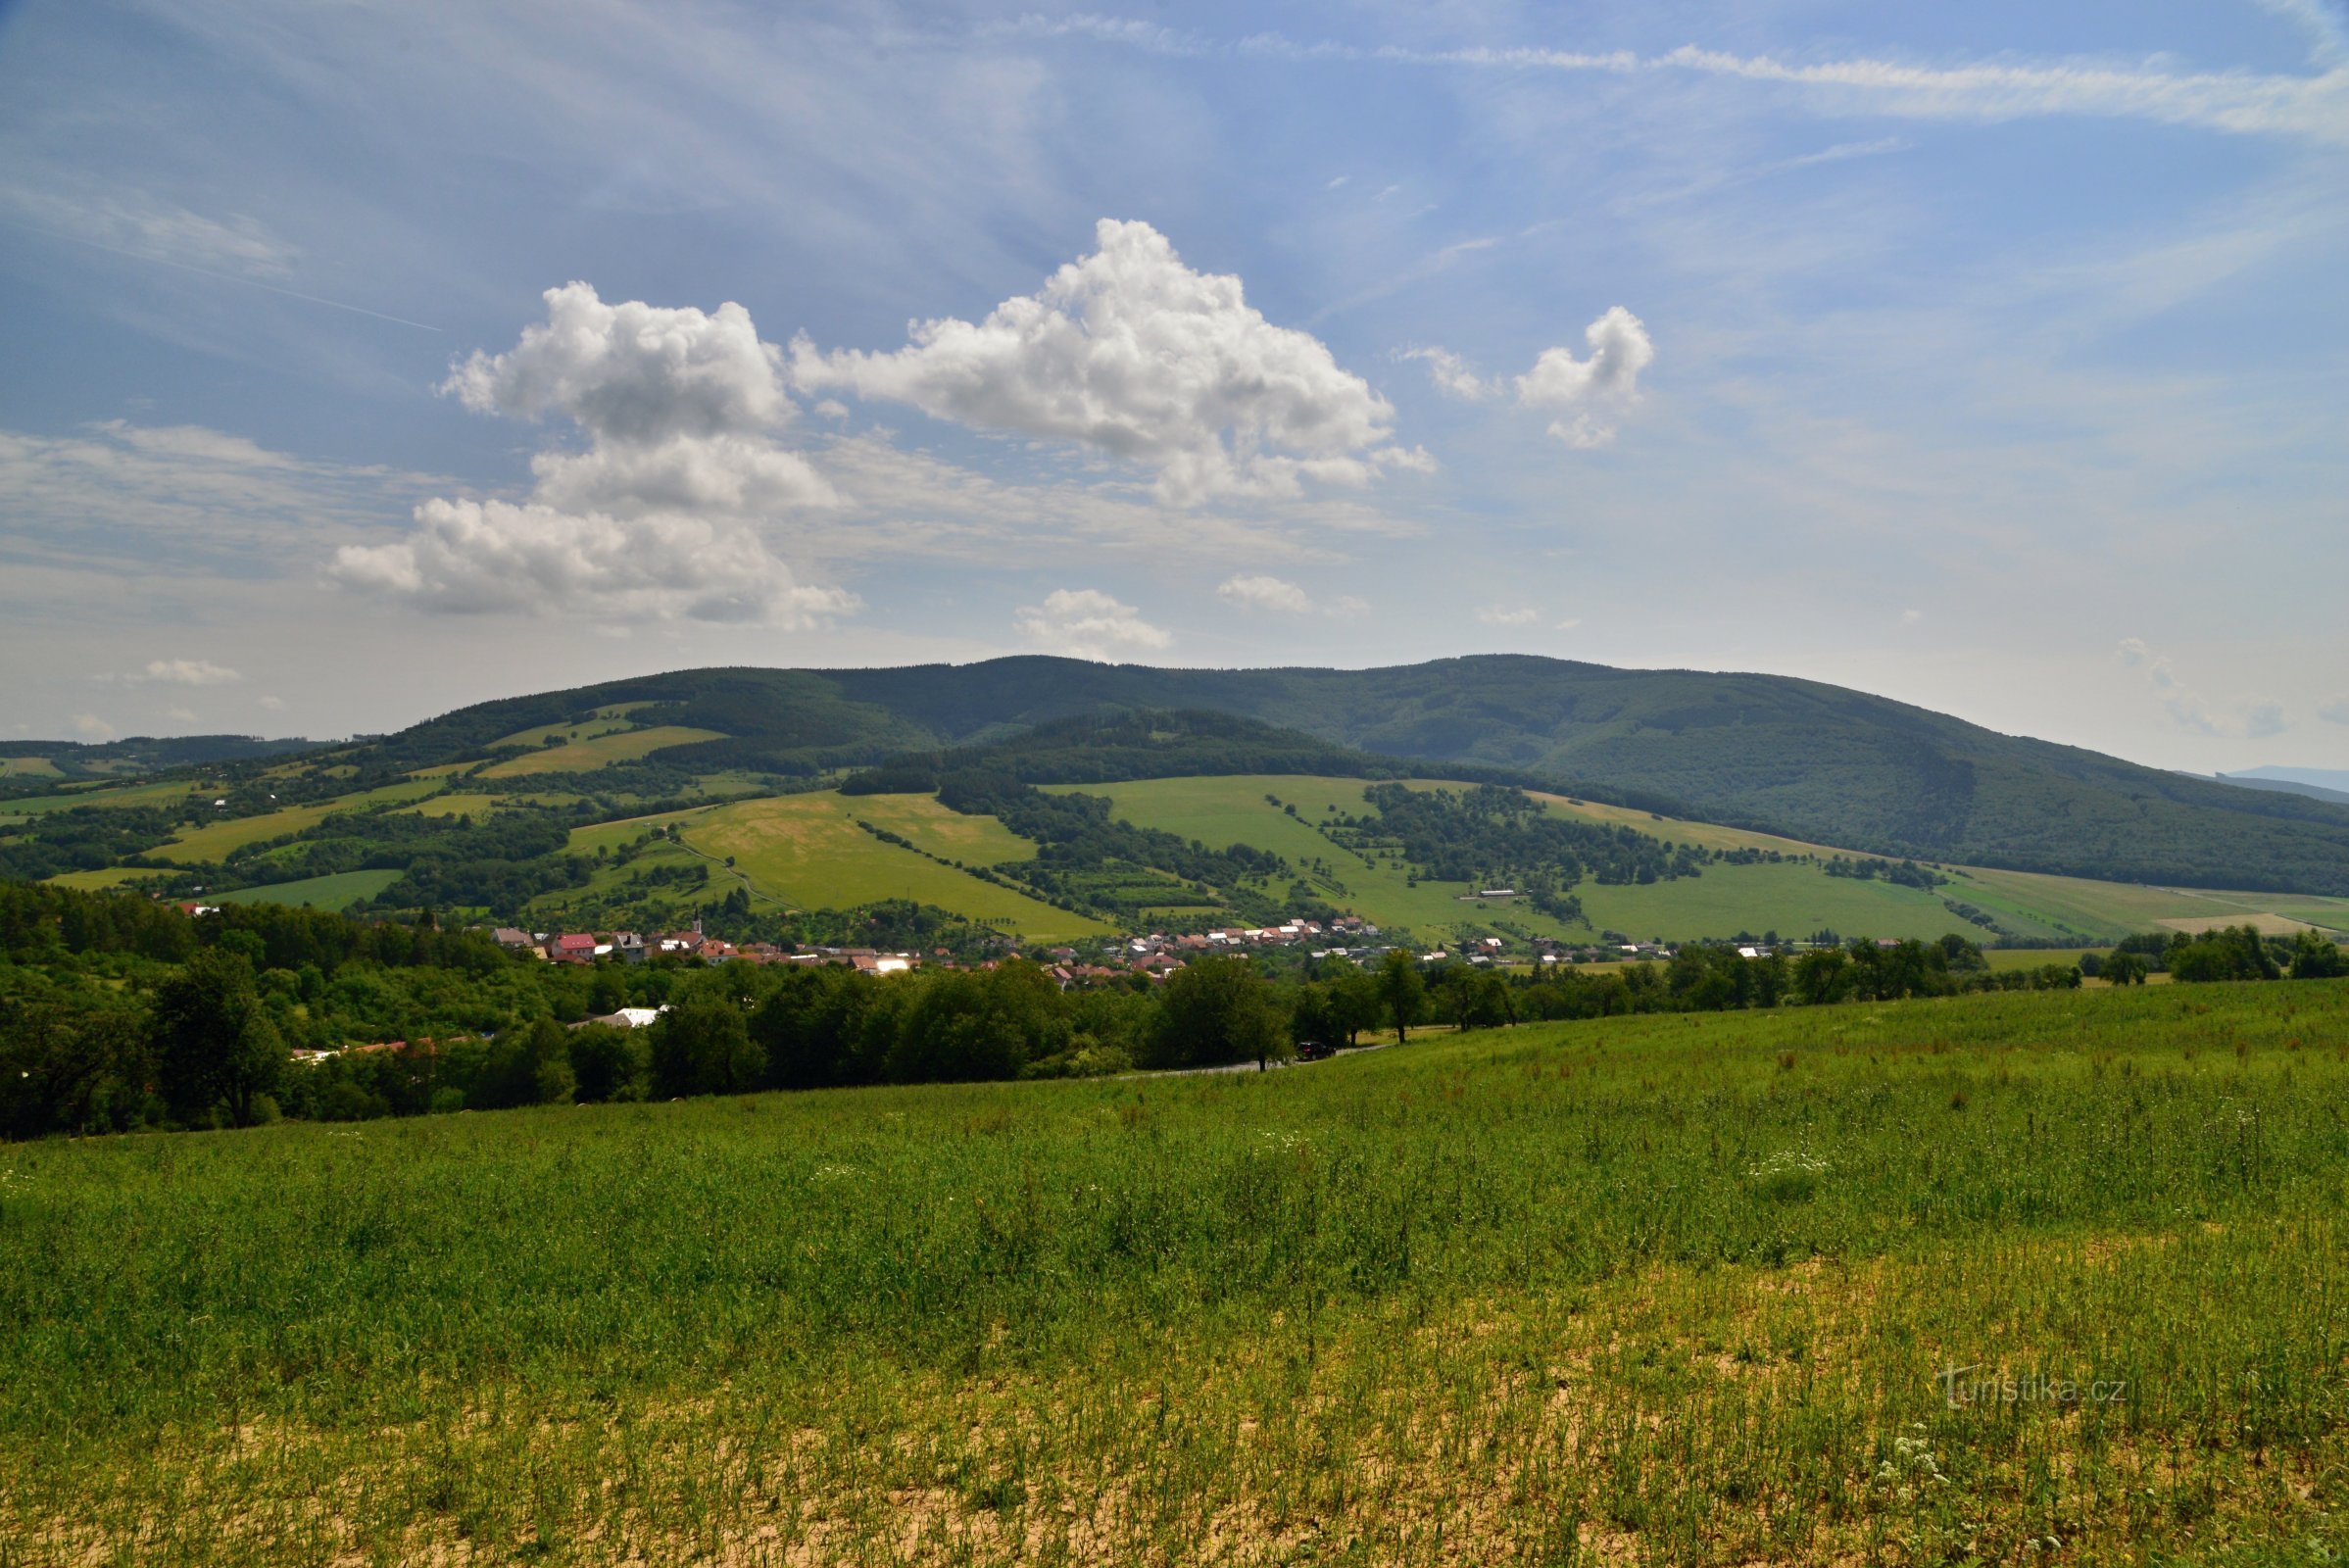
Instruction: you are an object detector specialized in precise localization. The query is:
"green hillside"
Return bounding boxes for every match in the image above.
[275,658,2349,896]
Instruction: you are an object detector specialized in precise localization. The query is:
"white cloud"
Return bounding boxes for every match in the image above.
[1554,617,1582,631]
[164,705,199,725]
[258,695,285,711]
[2320,696,2349,726]
[1900,608,1925,627]
[1402,346,1499,401]
[1410,308,1655,446]
[71,714,115,742]
[1476,605,1542,627]
[1516,307,1656,448]
[792,219,1429,503]
[445,282,794,444]
[1013,588,1172,661]
[0,421,437,576]
[1215,573,1367,617]
[1209,29,2349,147]
[340,283,847,622]
[2118,637,2286,738]
[1217,573,1313,614]
[334,499,855,625]
[125,659,242,686]
[0,179,297,276]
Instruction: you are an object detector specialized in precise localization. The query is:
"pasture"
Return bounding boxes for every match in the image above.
[1068,773,2349,949]
[147,779,446,865]
[678,793,1111,943]
[3,981,2345,1564]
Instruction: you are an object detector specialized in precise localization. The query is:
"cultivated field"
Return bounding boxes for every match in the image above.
[677,793,1110,943]
[476,725,728,779]
[3,982,2344,1564]
[206,869,405,909]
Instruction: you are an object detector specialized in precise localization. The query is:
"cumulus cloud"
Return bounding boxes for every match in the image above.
[446,283,794,443]
[335,499,855,624]
[1013,588,1172,661]
[71,714,115,742]
[792,220,1430,502]
[1217,573,1314,614]
[1215,573,1366,617]
[96,659,243,686]
[336,283,847,623]
[2118,638,2286,738]
[1515,307,1656,447]
[1477,605,1542,627]
[2321,696,2349,725]
[258,695,285,711]
[1410,307,1655,447]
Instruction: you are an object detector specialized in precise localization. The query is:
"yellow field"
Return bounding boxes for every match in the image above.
[0,757,64,778]
[477,726,725,778]
[679,793,1109,942]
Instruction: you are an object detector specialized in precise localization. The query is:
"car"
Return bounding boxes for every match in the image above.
[1296,1039,1337,1061]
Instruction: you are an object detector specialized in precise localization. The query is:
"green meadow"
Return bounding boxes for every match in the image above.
[678,793,1112,943]
[133,779,446,866]
[205,869,406,909]
[1068,773,2349,947]
[3,981,2345,1564]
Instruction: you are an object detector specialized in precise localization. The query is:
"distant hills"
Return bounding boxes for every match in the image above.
[308,656,2349,897]
[2207,768,2349,808]
[0,734,312,786]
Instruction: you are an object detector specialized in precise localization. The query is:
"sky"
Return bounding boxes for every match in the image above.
[0,0,2344,772]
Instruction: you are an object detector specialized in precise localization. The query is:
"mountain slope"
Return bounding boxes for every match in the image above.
[310,657,2349,896]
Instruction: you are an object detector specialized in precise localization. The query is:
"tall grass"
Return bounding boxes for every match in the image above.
[4,982,2347,1563]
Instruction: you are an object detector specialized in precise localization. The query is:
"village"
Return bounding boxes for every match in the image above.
[476,914,1697,994]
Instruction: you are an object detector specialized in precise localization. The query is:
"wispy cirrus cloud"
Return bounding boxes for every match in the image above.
[1032,18,2349,145]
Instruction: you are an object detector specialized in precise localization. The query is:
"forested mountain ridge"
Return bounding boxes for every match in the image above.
[111,657,2349,895]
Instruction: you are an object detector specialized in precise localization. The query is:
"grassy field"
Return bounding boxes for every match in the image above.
[1952,865,2349,943]
[145,779,447,865]
[679,793,1112,943]
[1063,775,1975,944]
[1053,775,1594,943]
[1064,774,2349,947]
[4,981,2346,1564]
[206,870,405,909]
[0,777,216,820]
[476,725,725,778]
[0,757,64,779]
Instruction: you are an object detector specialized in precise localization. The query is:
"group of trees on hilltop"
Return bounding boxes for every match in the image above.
[2082,924,2346,985]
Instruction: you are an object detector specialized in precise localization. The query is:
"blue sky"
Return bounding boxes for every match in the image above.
[1,0,2343,771]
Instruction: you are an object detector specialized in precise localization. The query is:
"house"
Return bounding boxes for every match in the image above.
[586,1005,669,1029]
[491,927,534,951]
[547,933,598,963]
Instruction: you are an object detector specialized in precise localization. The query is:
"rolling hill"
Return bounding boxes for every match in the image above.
[308,657,2349,896]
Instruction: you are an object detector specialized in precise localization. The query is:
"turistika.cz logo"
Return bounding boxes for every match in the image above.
[1938,1364,2127,1409]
